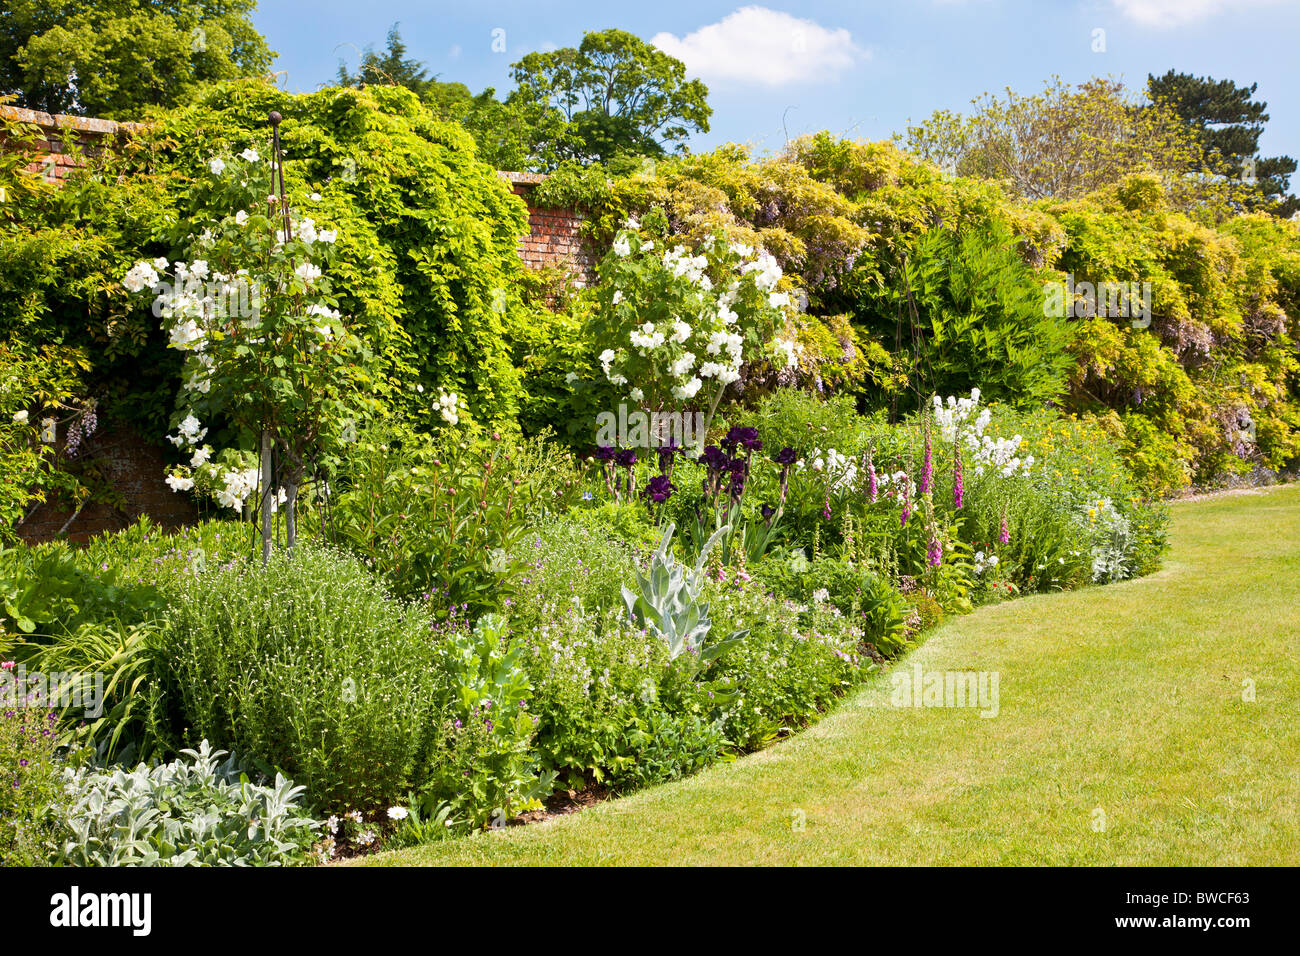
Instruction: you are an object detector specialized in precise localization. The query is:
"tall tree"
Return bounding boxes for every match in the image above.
[1147,70,1297,217]
[337,23,431,97]
[903,76,1238,214]
[1,0,274,119]
[509,28,711,166]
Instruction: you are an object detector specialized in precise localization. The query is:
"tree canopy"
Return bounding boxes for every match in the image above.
[337,23,432,97]
[1,0,274,119]
[508,28,711,167]
[902,76,1241,215]
[337,25,712,172]
[1147,70,1297,217]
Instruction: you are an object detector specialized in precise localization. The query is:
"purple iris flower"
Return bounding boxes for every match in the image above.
[643,474,676,503]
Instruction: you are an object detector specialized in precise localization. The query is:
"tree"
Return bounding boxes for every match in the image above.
[337,23,432,98]
[902,77,1236,213]
[509,28,711,167]
[1,0,274,119]
[1147,70,1298,218]
[423,80,566,171]
[119,128,377,560]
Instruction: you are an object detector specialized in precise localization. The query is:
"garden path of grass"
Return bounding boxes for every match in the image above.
[361,485,1300,866]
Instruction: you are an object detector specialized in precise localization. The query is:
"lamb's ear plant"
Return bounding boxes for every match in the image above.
[56,741,319,867]
[622,522,748,671]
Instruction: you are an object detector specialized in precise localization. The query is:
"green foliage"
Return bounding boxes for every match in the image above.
[902,76,1237,211]
[0,702,75,865]
[325,424,580,616]
[1147,69,1297,217]
[853,222,1074,409]
[706,583,866,749]
[3,80,543,447]
[57,742,319,866]
[155,544,446,811]
[621,523,748,669]
[422,614,548,826]
[750,554,909,657]
[2,0,275,118]
[0,342,97,540]
[508,28,711,168]
[337,24,432,96]
[1050,197,1300,490]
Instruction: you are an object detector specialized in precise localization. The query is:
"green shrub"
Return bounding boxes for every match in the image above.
[419,613,549,826]
[0,700,75,865]
[705,581,866,749]
[156,544,445,811]
[749,552,909,656]
[326,425,580,617]
[56,742,319,867]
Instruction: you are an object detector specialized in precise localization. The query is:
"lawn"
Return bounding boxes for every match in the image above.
[360,484,1300,866]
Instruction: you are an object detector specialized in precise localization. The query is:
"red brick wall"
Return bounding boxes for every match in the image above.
[17,428,198,545]
[500,171,597,286]
[0,105,143,186]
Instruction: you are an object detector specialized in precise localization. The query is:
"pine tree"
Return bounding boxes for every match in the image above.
[1148,70,1297,218]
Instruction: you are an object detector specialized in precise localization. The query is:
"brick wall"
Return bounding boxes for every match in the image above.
[2,106,596,543]
[17,429,198,545]
[0,105,143,186]
[499,171,596,286]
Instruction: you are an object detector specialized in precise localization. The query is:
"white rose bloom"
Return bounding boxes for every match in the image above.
[234,210,249,225]
[295,262,322,284]
[209,158,226,175]
[122,261,160,293]
[190,446,212,467]
[671,320,691,343]
[672,377,702,400]
[630,387,644,401]
[239,148,260,163]
[612,235,631,258]
[165,473,195,493]
[12,410,29,424]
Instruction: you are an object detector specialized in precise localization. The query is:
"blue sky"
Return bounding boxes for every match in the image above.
[252,0,1300,163]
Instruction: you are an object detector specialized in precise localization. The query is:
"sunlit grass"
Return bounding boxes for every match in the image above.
[358,485,1300,866]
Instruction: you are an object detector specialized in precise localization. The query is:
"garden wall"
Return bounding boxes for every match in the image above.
[18,429,198,545]
[2,105,593,542]
[0,106,594,281]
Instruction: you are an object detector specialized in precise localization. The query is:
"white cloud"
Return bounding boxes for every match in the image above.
[1110,0,1286,28]
[652,6,865,87]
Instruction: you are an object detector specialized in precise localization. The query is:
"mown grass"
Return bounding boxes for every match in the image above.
[358,485,1300,866]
